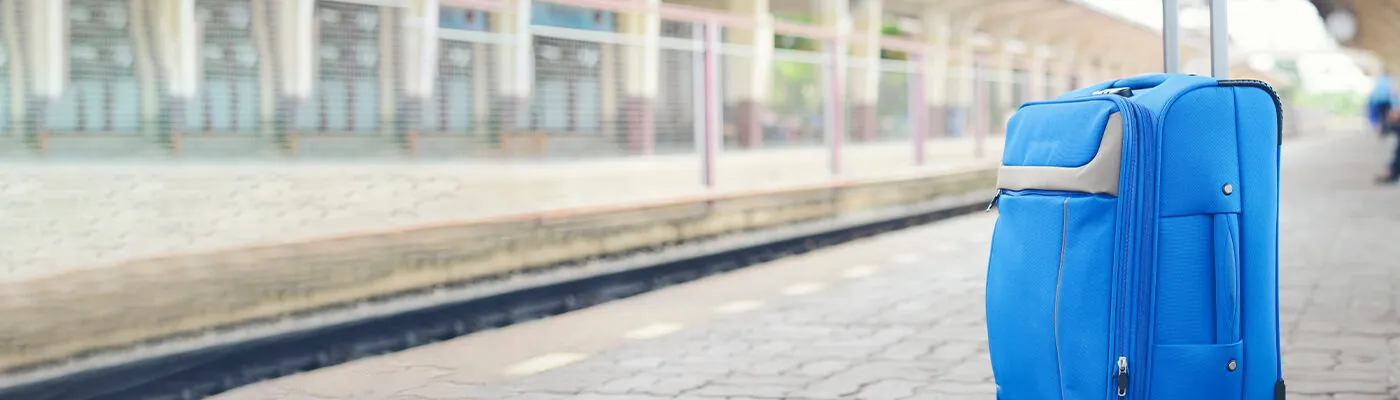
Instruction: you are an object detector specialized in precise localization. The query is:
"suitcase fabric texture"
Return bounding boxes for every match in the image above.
[983,73,1284,399]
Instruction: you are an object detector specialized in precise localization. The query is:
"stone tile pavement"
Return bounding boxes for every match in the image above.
[446,214,1001,400]
[226,132,1399,399]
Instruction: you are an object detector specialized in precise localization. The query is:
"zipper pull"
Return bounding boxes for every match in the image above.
[985,190,1002,213]
[1094,87,1135,97]
[1116,356,1129,397]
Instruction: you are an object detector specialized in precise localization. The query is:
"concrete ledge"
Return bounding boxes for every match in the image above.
[0,165,996,374]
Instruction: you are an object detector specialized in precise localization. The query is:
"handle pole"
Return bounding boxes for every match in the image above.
[1162,0,1179,73]
[1210,0,1229,77]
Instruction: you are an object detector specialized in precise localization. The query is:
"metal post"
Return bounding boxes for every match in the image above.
[973,59,985,159]
[514,0,535,95]
[692,23,706,179]
[824,36,846,177]
[700,21,722,189]
[909,54,927,166]
[1162,0,1179,73]
[1209,0,1229,78]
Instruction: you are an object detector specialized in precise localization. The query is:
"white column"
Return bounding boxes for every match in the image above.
[152,0,199,98]
[250,0,277,134]
[618,0,660,153]
[491,0,533,129]
[1096,58,1112,84]
[952,21,981,155]
[276,0,315,99]
[996,40,1015,133]
[129,0,161,134]
[493,0,532,100]
[848,0,881,142]
[401,0,439,98]
[600,33,617,129]
[955,29,977,120]
[725,0,772,148]
[620,0,659,100]
[2,0,25,125]
[1078,58,1099,86]
[1053,42,1079,95]
[1027,45,1047,101]
[920,10,951,137]
[378,6,398,128]
[817,0,849,175]
[24,0,66,99]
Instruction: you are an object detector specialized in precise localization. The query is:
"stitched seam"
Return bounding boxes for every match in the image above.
[1055,197,1068,400]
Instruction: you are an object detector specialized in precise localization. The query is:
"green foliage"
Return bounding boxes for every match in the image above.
[767,15,912,107]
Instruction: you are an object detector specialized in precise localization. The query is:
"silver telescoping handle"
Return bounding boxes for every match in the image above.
[1162,0,1229,78]
[1163,0,1180,74]
[1209,0,1228,78]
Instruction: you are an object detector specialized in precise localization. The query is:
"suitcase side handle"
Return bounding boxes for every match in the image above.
[1058,73,1204,100]
[1073,74,1173,96]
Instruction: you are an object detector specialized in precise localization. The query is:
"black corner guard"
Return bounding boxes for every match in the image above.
[1276,379,1286,400]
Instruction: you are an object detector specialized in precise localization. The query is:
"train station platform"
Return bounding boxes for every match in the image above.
[206,130,1395,400]
[0,137,995,281]
[0,136,1001,386]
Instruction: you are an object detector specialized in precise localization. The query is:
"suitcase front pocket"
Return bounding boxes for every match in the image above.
[986,191,1118,399]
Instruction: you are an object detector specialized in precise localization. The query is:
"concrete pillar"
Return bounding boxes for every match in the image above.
[2,0,25,129]
[472,38,491,136]
[724,0,772,148]
[848,0,881,142]
[919,10,951,138]
[378,6,399,131]
[492,0,533,132]
[151,0,199,98]
[1053,42,1079,96]
[130,0,161,136]
[953,24,979,138]
[276,0,315,99]
[400,0,438,149]
[1095,58,1112,85]
[1026,45,1047,101]
[600,35,618,135]
[995,40,1015,134]
[249,0,277,135]
[619,0,660,154]
[24,0,66,99]
[816,0,848,175]
[401,0,439,99]
[1078,58,1099,88]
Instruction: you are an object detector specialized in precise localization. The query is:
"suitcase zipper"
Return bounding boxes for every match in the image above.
[1098,95,1137,398]
[1128,99,1158,399]
[1103,97,1156,399]
[1119,101,1139,398]
[1093,87,1135,97]
[1116,356,1130,397]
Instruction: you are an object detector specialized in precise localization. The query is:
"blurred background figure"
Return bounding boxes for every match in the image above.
[1366,72,1392,135]
[1367,72,1400,183]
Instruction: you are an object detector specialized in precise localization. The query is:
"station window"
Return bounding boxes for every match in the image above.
[186,0,259,134]
[46,0,142,133]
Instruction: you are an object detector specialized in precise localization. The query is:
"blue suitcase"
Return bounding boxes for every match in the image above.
[983,2,1284,399]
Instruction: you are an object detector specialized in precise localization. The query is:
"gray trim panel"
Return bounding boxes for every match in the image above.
[996,113,1123,196]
